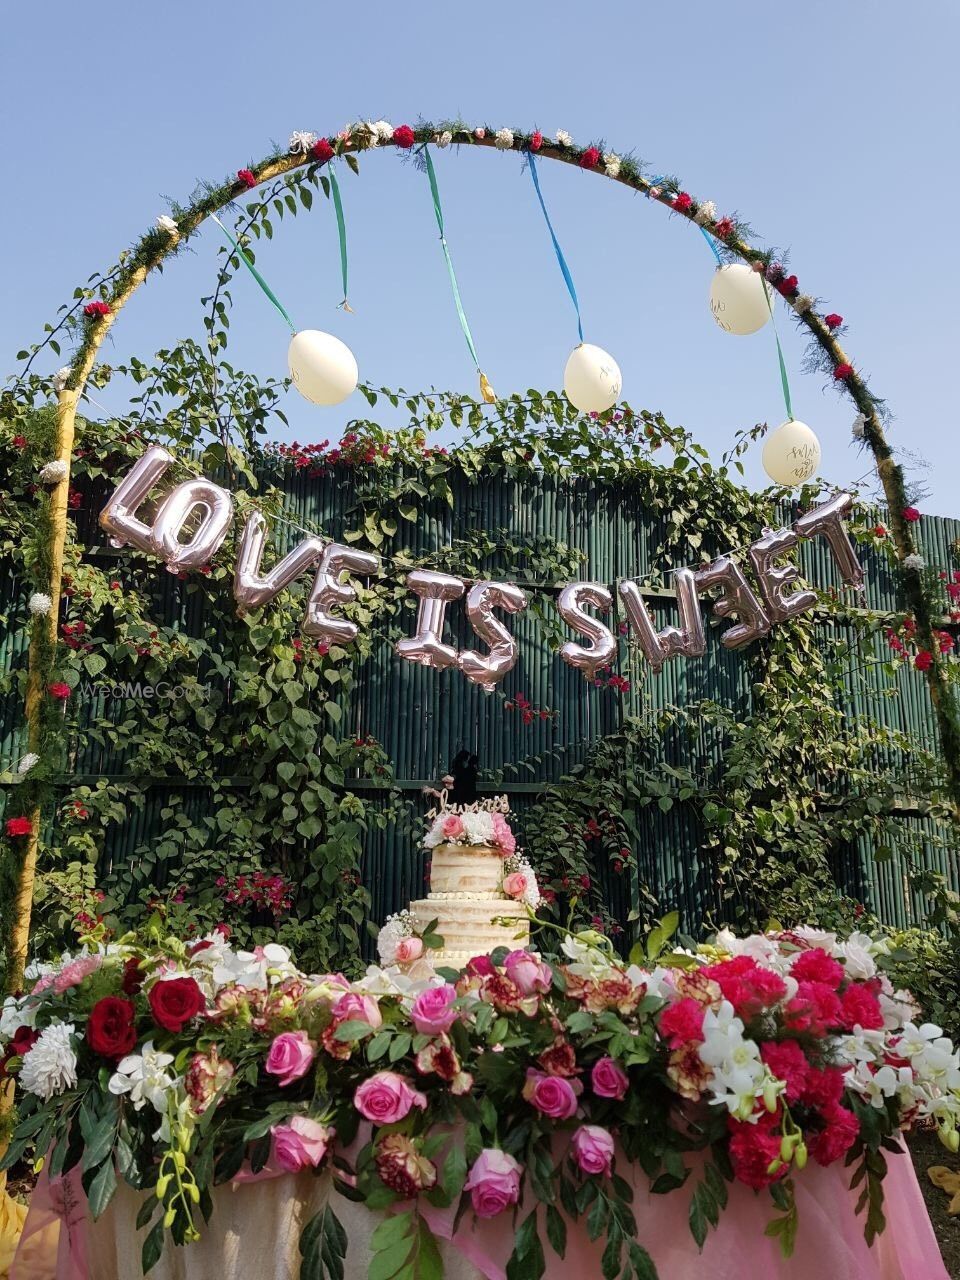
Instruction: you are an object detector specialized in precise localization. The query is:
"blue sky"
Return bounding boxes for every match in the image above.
[3,1,958,512]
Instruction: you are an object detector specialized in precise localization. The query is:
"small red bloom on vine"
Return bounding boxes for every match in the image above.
[580,147,600,170]
[915,651,934,672]
[672,192,693,212]
[48,682,72,700]
[902,506,921,523]
[310,138,334,164]
[714,217,734,238]
[824,313,843,330]
[393,125,416,149]
[83,301,110,319]
[833,363,854,381]
[530,131,543,152]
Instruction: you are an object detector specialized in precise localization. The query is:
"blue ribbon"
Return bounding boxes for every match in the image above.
[528,152,583,343]
[700,227,723,266]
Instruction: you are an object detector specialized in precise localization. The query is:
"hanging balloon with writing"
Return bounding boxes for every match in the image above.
[618,571,706,673]
[395,570,466,670]
[458,581,528,691]
[234,512,325,613]
[149,479,234,573]
[557,582,616,679]
[302,545,380,646]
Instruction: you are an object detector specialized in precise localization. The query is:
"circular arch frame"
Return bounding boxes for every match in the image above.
[8,118,958,987]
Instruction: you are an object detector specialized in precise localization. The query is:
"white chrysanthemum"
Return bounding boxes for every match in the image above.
[462,810,494,846]
[494,128,514,150]
[156,214,177,234]
[694,200,717,226]
[437,130,453,148]
[373,120,394,142]
[52,366,71,393]
[38,460,68,484]
[28,593,52,616]
[555,129,573,147]
[793,294,814,313]
[108,1042,176,1112]
[903,554,925,571]
[17,753,39,775]
[20,1023,77,1100]
[288,130,317,154]
[852,413,867,439]
[603,152,621,178]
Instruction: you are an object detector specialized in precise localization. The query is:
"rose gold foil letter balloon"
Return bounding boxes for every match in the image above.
[233,511,325,612]
[302,544,380,646]
[617,570,706,673]
[99,444,175,553]
[693,556,771,649]
[395,570,466,669]
[556,582,616,679]
[793,492,864,589]
[748,527,818,623]
[149,479,235,573]
[458,581,527,692]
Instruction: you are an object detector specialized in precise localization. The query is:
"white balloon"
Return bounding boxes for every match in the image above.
[709,264,771,336]
[563,343,622,413]
[288,330,358,406]
[762,419,822,487]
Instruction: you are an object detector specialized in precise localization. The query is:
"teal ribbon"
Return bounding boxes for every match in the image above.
[423,146,483,375]
[328,167,352,311]
[209,214,296,333]
[700,227,723,266]
[760,273,794,421]
[528,152,584,343]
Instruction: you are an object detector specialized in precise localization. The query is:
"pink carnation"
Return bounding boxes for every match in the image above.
[759,1040,808,1102]
[265,1030,316,1087]
[354,1071,427,1124]
[441,814,465,840]
[410,984,459,1036]
[807,1103,859,1166]
[839,982,884,1031]
[53,954,102,994]
[784,980,843,1035]
[464,1149,522,1218]
[700,956,787,1018]
[570,1124,614,1176]
[728,1115,787,1190]
[790,948,844,989]
[491,813,516,856]
[591,1056,629,1100]
[271,1116,333,1172]
[801,1065,845,1110]
[657,998,705,1049]
[523,1068,580,1119]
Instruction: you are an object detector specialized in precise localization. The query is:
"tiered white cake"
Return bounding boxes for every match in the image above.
[409,797,534,968]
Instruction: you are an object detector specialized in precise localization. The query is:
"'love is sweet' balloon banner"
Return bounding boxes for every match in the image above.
[99,446,864,691]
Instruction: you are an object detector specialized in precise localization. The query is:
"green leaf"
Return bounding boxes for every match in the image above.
[87,1157,117,1220]
[545,1203,567,1259]
[81,1110,116,1172]
[369,1211,413,1251]
[142,1219,165,1275]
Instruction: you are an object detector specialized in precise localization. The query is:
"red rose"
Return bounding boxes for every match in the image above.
[48,682,71,700]
[530,130,543,152]
[579,147,600,170]
[83,301,110,318]
[5,817,33,837]
[714,217,734,238]
[148,976,205,1032]
[902,506,921,522]
[310,138,334,164]
[1,1026,39,1078]
[87,996,138,1060]
[392,125,415,149]
[122,956,144,995]
[915,651,934,672]
[833,363,853,381]
[824,313,843,330]
[237,168,257,189]
[672,192,693,211]
[776,274,799,297]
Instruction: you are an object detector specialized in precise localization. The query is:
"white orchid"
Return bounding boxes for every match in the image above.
[108,1042,176,1112]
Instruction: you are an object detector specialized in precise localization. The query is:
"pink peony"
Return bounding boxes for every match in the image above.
[502,872,528,899]
[591,1056,629,1100]
[53,954,102,995]
[410,984,459,1036]
[441,814,465,840]
[394,936,424,964]
[490,813,516,856]
[807,1103,859,1166]
[658,998,706,1049]
[464,1148,522,1218]
[332,992,382,1029]
[504,950,552,996]
[354,1071,427,1124]
[790,948,845,989]
[265,1030,316,1087]
[271,1116,334,1172]
[759,1041,808,1102]
[523,1068,581,1119]
[571,1125,614,1176]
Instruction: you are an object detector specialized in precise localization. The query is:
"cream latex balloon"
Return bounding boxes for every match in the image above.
[762,419,822,487]
[288,330,358,405]
[709,264,771,336]
[563,343,622,413]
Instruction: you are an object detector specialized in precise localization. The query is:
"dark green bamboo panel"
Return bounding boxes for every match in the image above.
[1,465,957,937]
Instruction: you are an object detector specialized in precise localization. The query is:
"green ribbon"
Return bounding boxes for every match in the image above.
[423,147,482,377]
[328,167,352,311]
[209,214,297,334]
[761,271,794,421]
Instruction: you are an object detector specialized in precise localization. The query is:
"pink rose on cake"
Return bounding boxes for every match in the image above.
[491,813,516,856]
[441,814,465,841]
[502,872,528,899]
[394,936,424,965]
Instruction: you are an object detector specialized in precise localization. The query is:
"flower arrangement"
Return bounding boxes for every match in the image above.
[422,796,517,856]
[2,915,958,1278]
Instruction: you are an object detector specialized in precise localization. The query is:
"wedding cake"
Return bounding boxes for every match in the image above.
[405,796,539,969]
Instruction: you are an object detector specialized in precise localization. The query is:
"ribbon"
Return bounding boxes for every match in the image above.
[760,271,794,422]
[208,215,297,334]
[527,152,584,343]
[423,147,495,403]
[699,227,723,266]
[327,167,353,313]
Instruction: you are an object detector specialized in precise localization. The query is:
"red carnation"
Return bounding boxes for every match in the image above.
[83,301,110,319]
[833,362,854,381]
[807,1102,859,1167]
[790,948,844,988]
[672,192,693,212]
[392,125,415,149]
[728,1113,787,1190]
[5,817,33,838]
[902,506,921,522]
[760,1040,808,1102]
[839,982,884,1031]
[579,147,600,170]
[714,217,734,238]
[658,997,706,1049]
[776,274,799,297]
[148,976,205,1032]
[530,130,543,152]
[800,1065,844,1110]
[915,650,934,672]
[824,313,843,330]
[310,138,334,164]
[48,682,71,700]
[87,996,138,1060]
[237,168,257,189]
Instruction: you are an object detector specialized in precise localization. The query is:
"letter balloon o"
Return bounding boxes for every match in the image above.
[709,264,771,336]
[761,419,822,488]
[563,343,622,414]
[288,330,358,405]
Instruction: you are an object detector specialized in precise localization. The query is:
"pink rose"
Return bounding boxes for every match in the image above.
[504,950,552,996]
[354,1071,427,1124]
[394,936,424,965]
[411,984,459,1036]
[502,872,528,899]
[490,813,516,856]
[332,992,382,1029]
[571,1125,614,1176]
[271,1116,334,1172]
[522,1068,580,1120]
[464,1148,522,1218]
[591,1056,629,1100]
[441,814,465,840]
[265,1030,316,1087]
